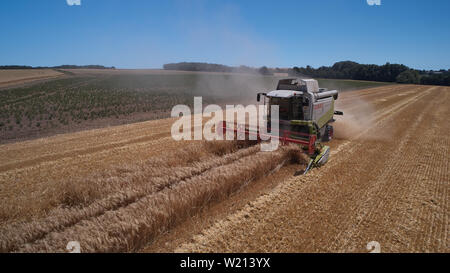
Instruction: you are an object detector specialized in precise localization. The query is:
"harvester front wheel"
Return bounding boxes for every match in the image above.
[322,125,333,142]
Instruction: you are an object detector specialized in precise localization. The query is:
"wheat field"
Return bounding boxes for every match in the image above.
[0,84,448,253]
[0,69,63,88]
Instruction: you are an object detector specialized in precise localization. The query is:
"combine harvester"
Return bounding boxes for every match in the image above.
[220,78,343,174]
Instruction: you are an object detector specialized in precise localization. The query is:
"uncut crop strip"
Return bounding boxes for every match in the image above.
[0,143,259,252]
[14,146,298,252]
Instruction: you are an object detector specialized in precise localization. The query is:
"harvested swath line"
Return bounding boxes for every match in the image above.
[16,146,300,252]
[0,143,259,252]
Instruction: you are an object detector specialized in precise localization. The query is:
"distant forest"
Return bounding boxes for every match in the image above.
[163,62,274,75]
[164,61,450,86]
[0,65,115,70]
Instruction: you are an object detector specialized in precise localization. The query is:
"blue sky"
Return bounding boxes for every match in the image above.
[0,0,449,70]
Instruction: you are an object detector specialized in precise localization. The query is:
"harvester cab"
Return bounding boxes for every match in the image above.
[257,78,344,174]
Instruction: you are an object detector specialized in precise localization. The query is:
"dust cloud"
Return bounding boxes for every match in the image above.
[333,96,386,141]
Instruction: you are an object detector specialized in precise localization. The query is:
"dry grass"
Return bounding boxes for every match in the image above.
[19,146,298,252]
[204,140,256,156]
[0,139,301,252]
[0,69,62,87]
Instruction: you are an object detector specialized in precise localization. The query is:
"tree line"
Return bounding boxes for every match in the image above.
[292,61,450,86]
[163,61,450,86]
[163,62,275,76]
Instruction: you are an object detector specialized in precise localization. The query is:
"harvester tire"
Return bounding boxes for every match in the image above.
[322,125,333,142]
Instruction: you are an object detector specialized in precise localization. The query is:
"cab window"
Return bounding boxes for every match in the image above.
[269,97,290,120]
[292,97,304,120]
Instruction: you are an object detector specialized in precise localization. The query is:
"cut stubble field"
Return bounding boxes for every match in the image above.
[0,69,63,88]
[0,83,448,253]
